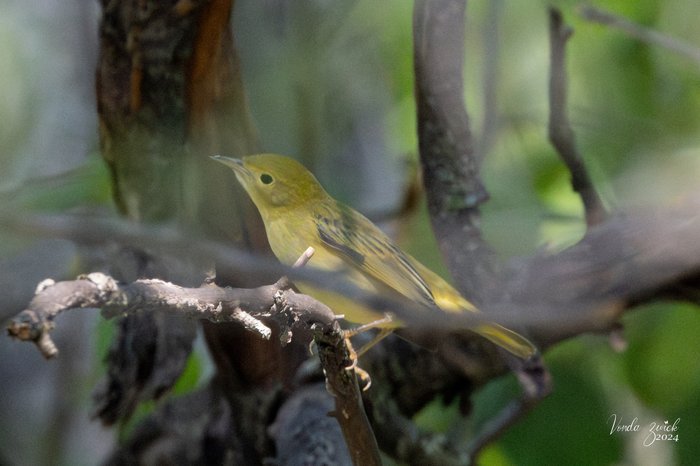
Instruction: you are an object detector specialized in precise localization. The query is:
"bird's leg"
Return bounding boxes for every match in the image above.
[354,328,394,358]
[340,315,395,391]
[343,337,373,391]
[343,314,394,338]
[344,314,395,359]
[344,314,394,358]
[341,328,394,391]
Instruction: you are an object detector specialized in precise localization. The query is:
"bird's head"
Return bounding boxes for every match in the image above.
[211,153,327,210]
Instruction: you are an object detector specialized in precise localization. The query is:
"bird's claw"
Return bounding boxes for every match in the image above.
[344,335,372,391]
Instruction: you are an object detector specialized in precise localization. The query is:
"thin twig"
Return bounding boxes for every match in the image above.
[292,246,316,268]
[579,4,700,67]
[548,7,608,228]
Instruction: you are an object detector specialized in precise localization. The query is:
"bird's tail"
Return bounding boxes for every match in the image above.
[409,260,537,359]
[473,323,538,360]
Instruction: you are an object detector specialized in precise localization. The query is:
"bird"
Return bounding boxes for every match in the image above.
[211,154,536,360]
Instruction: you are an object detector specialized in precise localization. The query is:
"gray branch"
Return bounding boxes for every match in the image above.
[548,8,608,227]
[6,273,335,359]
[413,0,497,300]
[579,4,700,67]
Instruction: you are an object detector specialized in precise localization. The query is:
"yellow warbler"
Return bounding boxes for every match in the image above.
[212,154,536,359]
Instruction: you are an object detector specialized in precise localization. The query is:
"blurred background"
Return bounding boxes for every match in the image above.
[1,0,699,464]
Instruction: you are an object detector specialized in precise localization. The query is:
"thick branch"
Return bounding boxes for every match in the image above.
[501,201,700,347]
[412,5,551,453]
[3,206,699,339]
[5,203,699,463]
[270,384,353,465]
[548,8,607,227]
[413,0,496,300]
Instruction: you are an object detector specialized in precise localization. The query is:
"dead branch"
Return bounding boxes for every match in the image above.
[503,200,700,347]
[6,272,336,359]
[290,244,381,465]
[465,357,551,461]
[5,266,382,465]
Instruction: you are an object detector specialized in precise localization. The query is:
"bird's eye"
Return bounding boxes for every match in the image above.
[260,174,274,185]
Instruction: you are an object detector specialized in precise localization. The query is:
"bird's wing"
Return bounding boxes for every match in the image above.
[314,202,436,308]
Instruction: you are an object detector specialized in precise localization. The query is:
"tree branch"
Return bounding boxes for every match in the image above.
[503,200,700,347]
[269,384,353,465]
[548,7,607,228]
[6,266,381,465]
[315,322,382,466]
[477,0,503,163]
[413,3,553,456]
[5,200,700,462]
[0,213,491,330]
[4,205,700,342]
[579,4,700,67]
[413,0,496,300]
[6,272,335,359]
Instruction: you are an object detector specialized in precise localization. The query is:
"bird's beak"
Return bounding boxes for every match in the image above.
[210,154,243,170]
[211,155,249,178]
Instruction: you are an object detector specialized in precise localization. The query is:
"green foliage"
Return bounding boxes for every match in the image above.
[17,153,113,212]
[621,304,700,465]
[172,351,204,395]
[480,342,623,465]
[624,303,700,411]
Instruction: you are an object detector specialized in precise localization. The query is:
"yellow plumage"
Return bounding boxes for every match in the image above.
[212,154,536,359]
